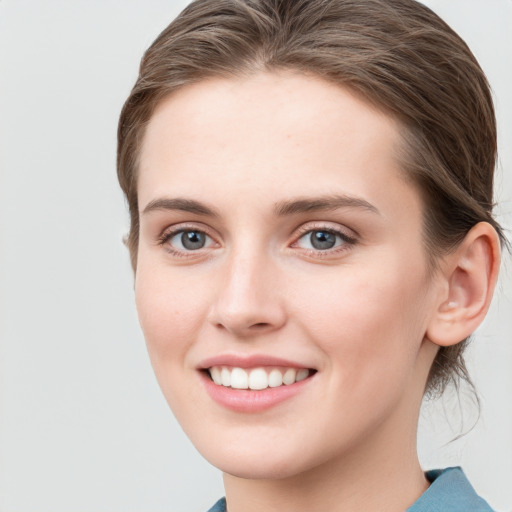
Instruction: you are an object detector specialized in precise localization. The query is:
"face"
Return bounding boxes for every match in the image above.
[135,72,439,480]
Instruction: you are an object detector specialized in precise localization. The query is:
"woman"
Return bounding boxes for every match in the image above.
[117,0,505,510]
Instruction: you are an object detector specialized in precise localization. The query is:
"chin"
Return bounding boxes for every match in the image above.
[192,432,331,481]
[208,454,306,480]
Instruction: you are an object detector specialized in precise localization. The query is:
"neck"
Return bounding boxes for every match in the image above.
[223,421,428,512]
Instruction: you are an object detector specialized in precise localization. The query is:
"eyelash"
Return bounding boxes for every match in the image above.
[157,224,217,258]
[157,223,357,259]
[291,224,357,257]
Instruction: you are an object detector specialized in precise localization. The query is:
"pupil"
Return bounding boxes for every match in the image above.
[181,231,205,250]
[311,231,336,250]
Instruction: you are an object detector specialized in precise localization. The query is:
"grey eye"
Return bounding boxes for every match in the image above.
[182,231,206,250]
[170,230,212,251]
[310,231,337,250]
[295,229,349,251]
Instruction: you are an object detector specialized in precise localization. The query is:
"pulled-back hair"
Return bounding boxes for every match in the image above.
[117,0,505,395]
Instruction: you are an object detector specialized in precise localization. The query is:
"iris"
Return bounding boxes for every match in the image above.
[182,231,206,250]
[310,231,336,250]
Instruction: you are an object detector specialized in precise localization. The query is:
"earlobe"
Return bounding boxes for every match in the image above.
[426,222,501,347]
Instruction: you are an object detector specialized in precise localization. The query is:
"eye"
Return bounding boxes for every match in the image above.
[294,228,354,252]
[164,229,215,251]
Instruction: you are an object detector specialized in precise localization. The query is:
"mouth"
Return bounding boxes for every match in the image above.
[205,365,315,390]
[198,356,317,412]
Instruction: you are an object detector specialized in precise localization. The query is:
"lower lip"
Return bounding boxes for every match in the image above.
[200,372,313,413]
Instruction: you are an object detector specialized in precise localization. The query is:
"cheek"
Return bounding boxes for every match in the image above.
[285,262,432,452]
[292,257,430,387]
[134,263,214,418]
[134,262,209,363]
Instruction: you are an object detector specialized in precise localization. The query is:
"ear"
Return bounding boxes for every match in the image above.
[426,222,501,347]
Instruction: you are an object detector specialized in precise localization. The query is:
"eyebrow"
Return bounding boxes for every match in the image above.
[273,194,380,216]
[142,197,219,217]
[141,194,380,218]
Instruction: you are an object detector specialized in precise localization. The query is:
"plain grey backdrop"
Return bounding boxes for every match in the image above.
[0,1,511,511]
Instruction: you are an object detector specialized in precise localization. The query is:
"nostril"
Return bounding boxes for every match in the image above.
[251,322,271,329]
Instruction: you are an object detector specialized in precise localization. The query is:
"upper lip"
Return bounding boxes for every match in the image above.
[197,354,313,370]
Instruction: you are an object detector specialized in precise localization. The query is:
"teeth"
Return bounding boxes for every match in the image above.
[249,368,268,390]
[231,367,249,389]
[208,366,311,390]
[282,368,296,385]
[296,368,309,382]
[210,366,222,385]
[268,369,283,388]
[221,367,231,387]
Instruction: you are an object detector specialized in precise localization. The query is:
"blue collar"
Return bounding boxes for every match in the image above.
[207,467,494,512]
[407,467,494,511]
[207,497,226,512]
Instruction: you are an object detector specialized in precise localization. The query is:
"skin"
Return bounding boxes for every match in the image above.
[134,71,484,511]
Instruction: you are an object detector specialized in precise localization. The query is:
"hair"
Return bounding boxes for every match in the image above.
[117,0,505,395]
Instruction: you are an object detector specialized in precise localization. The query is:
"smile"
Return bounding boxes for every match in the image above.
[208,366,312,390]
[199,357,317,412]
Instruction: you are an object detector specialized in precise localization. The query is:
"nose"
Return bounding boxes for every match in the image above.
[208,250,287,338]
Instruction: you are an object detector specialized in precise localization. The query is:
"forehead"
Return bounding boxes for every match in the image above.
[138,71,417,220]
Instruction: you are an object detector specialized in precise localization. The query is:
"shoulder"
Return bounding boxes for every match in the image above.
[407,467,495,512]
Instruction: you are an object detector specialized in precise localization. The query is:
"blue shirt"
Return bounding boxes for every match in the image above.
[207,467,494,511]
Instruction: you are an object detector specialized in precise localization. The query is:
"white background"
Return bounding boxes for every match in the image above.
[0,1,511,511]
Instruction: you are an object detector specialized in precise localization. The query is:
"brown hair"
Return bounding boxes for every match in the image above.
[117,0,505,395]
